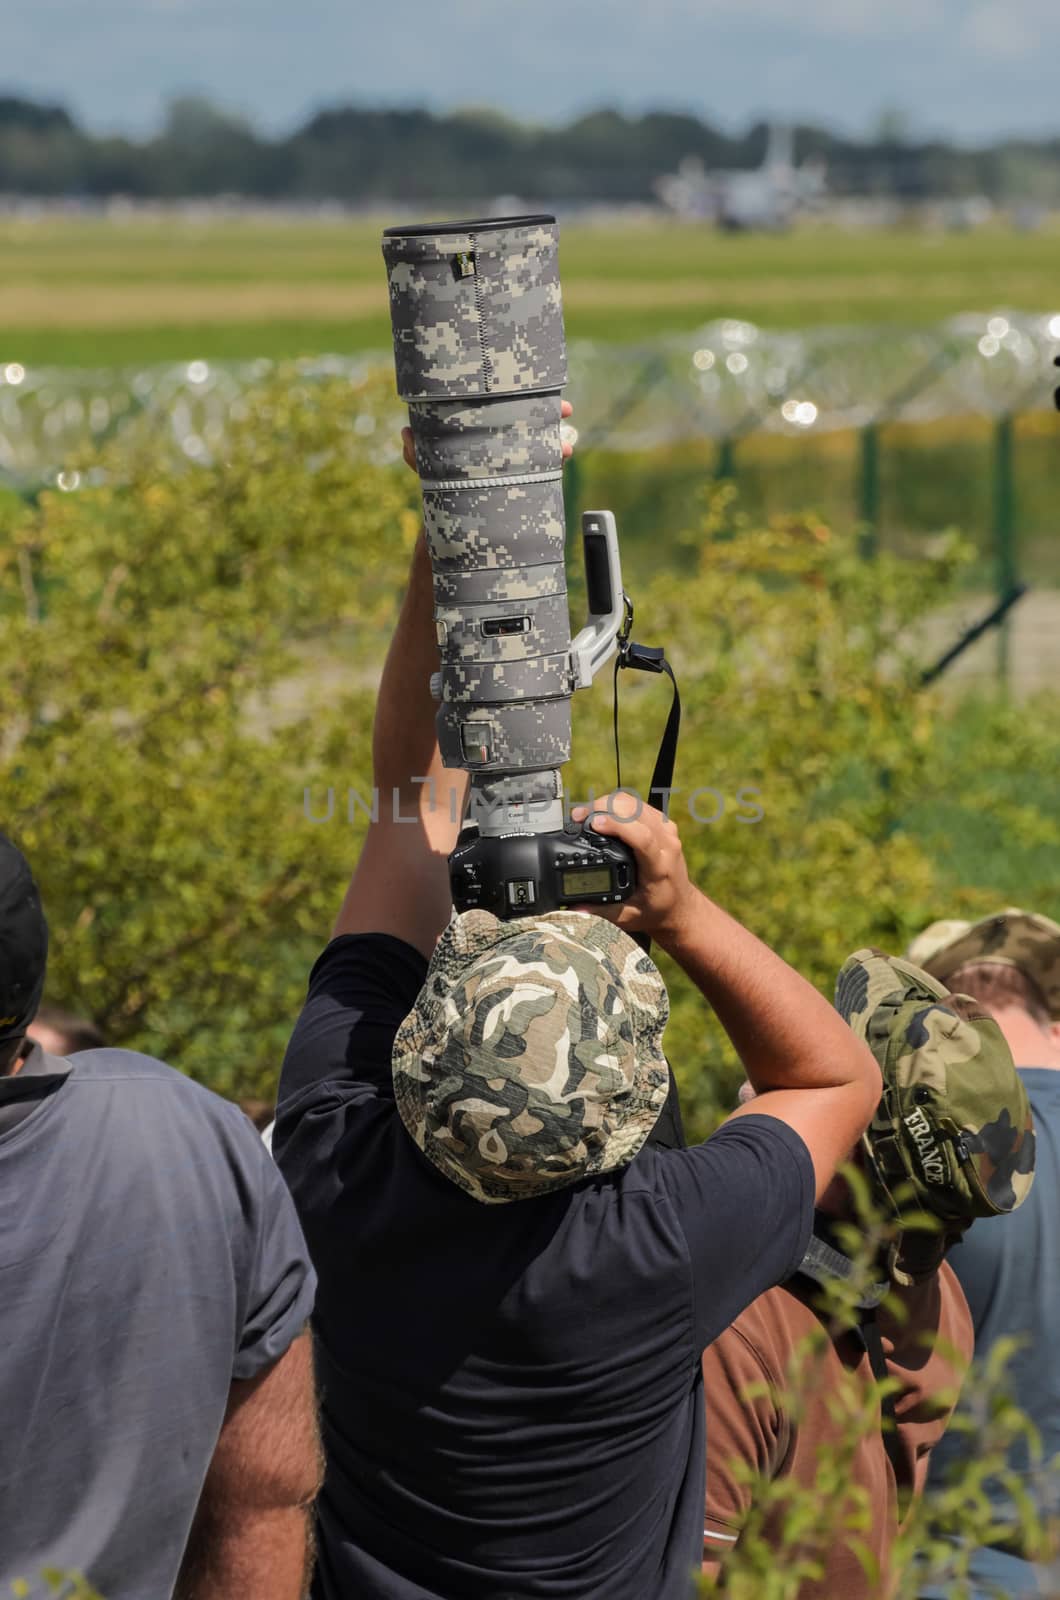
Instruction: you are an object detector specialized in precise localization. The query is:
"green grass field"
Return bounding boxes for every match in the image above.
[3,215,1059,368]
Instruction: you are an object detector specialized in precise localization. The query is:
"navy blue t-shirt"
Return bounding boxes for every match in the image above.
[276,934,815,1600]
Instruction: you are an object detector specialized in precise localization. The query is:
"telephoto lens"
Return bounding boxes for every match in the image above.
[382,214,635,917]
[383,215,572,791]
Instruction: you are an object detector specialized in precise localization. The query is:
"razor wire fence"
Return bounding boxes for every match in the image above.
[2,310,1058,683]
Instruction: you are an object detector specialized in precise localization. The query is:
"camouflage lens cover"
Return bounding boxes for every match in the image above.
[836,949,1036,1274]
[383,220,566,402]
[383,218,576,781]
[409,394,562,480]
[392,910,671,1203]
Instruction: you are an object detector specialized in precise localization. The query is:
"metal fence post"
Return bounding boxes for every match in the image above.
[992,413,1017,689]
[715,437,736,481]
[857,423,880,558]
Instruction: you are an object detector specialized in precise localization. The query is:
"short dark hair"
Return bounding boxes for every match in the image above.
[947,960,1052,1027]
[31,1004,105,1055]
[0,1036,25,1076]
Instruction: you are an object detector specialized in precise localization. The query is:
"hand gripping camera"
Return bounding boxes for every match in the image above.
[382,214,658,919]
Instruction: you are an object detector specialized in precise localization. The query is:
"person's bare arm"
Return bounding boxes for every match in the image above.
[175,1331,322,1600]
[332,524,468,958]
[334,409,573,959]
[571,795,880,1197]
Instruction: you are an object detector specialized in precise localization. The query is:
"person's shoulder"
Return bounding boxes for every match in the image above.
[1018,1067,1060,1117]
[72,1046,230,1095]
[69,1046,189,1081]
[686,1112,814,1166]
[69,1048,253,1133]
[309,930,428,990]
[642,1114,814,1207]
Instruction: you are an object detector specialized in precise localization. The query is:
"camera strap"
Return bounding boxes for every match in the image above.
[856,1311,909,1513]
[611,612,686,1151]
[612,637,681,821]
[797,1224,909,1509]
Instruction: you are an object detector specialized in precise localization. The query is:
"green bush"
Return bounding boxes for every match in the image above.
[4,379,1059,1134]
[1,369,416,1099]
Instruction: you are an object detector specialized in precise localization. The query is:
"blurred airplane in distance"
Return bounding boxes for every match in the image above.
[654,125,827,230]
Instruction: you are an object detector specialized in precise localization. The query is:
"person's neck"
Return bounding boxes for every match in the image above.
[0,1037,30,1079]
[992,1007,1060,1071]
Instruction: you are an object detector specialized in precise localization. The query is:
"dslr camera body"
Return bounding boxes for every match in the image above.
[450,819,636,918]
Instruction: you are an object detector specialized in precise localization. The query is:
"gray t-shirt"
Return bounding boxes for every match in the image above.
[925,1068,1060,1596]
[0,1045,316,1600]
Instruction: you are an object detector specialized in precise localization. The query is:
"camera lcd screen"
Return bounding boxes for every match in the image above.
[561,867,612,898]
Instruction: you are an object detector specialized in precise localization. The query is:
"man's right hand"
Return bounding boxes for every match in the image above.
[568,793,702,951]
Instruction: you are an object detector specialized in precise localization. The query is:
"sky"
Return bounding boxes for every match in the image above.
[3,0,1056,143]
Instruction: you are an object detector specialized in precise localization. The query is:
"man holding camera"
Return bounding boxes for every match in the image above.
[274,416,881,1597]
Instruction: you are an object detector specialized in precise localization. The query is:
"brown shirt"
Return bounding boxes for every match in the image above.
[701,1261,973,1599]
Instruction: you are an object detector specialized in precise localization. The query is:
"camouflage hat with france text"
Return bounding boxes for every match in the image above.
[392,909,670,1204]
[906,908,1060,1019]
[835,947,1036,1284]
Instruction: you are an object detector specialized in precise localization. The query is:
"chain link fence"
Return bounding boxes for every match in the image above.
[3,310,1057,685]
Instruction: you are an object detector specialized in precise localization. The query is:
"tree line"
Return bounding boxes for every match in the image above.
[1,93,1058,203]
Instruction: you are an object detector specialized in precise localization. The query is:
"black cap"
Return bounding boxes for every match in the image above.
[0,834,49,1044]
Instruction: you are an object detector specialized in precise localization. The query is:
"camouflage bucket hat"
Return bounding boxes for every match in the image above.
[906,908,1060,1019]
[392,909,670,1204]
[836,949,1036,1284]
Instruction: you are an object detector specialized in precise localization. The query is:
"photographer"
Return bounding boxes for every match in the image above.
[273,420,880,1600]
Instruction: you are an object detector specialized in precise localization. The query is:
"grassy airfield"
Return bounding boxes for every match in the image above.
[2,214,1058,368]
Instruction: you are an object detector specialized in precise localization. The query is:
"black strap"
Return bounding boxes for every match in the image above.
[612,637,685,1152]
[612,644,681,817]
[857,1311,910,1514]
